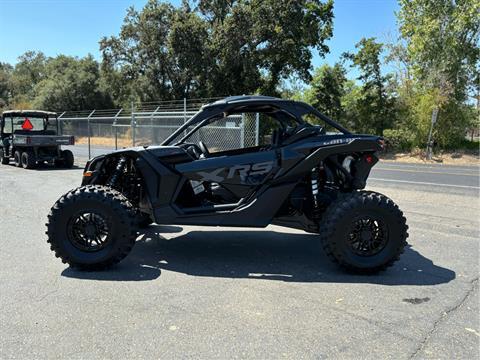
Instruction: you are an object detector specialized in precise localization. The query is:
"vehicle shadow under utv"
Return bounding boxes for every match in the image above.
[61,226,455,286]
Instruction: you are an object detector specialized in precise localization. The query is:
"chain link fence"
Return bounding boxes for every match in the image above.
[58,98,259,163]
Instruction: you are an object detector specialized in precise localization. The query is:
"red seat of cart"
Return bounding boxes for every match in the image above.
[22,118,34,130]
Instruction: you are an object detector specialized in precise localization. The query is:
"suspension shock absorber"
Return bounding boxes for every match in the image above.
[311,167,319,209]
[311,162,328,217]
[107,157,127,188]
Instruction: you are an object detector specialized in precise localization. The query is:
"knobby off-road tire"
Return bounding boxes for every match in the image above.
[21,151,36,169]
[46,185,138,270]
[14,150,22,167]
[319,190,408,274]
[0,148,9,164]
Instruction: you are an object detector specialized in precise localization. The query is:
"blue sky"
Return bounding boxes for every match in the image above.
[0,0,400,77]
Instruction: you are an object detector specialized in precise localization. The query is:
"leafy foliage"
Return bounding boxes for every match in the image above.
[33,55,113,111]
[305,63,346,121]
[99,0,334,103]
[343,38,395,135]
[0,62,13,109]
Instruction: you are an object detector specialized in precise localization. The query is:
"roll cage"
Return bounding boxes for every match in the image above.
[162,95,351,146]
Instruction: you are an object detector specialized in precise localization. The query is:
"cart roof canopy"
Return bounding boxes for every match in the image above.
[2,110,57,118]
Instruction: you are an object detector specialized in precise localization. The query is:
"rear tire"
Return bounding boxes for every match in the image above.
[46,185,138,270]
[0,148,9,164]
[62,149,74,168]
[21,151,36,169]
[319,190,408,274]
[14,150,22,167]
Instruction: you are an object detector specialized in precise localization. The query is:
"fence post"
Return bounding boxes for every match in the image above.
[255,112,260,146]
[87,110,95,159]
[113,108,122,150]
[151,106,160,144]
[57,111,65,135]
[183,98,187,138]
[183,98,187,123]
[240,113,245,148]
[131,102,136,147]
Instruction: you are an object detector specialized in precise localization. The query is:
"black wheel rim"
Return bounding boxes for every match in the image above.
[347,216,388,257]
[67,211,111,252]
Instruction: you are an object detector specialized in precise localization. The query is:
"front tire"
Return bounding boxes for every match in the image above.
[319,191,408,274]
[46,185,138,270]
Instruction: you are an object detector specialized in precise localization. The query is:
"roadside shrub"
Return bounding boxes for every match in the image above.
[442,139,480,152]
[383,129,414,151]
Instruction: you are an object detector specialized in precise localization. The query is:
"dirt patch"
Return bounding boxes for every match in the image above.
[380,149,479,166]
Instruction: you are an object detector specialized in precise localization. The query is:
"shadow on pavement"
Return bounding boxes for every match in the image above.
[62,225,456,285]
[35,163,82,171]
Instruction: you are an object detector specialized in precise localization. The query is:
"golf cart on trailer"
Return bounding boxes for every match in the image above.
[46,95,408,273]
[0,110,75,169]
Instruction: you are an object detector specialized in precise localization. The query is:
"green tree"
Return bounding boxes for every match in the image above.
[10,51,47,105]
[100,1,210,103]
[397,0,480,148]
[0,63,13,109]
[307,63,346,120]
[33,55,112,111]
[100,0,334,103]
[344,38,393,134]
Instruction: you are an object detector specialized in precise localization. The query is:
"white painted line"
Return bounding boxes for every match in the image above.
[369,177,480,190]
[378,163,480,172]
[374,167,479,176]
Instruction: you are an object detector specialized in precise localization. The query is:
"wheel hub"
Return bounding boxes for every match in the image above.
[360,229,372,241]
[67,211,110,252]
[347,216,388,257]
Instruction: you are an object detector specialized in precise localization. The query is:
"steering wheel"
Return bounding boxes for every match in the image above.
[198,141,210,158]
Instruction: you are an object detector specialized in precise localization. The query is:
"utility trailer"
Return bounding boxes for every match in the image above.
[0,110,75,169]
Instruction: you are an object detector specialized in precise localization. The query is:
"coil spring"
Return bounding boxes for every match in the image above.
[107,157,127,187]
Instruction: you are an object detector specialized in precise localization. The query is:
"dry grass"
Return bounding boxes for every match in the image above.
[380,149,479,165]
[75,136,152,148]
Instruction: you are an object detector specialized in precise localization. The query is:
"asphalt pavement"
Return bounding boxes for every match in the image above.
[0,158,478,359]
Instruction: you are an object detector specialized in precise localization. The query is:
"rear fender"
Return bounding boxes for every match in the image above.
[275,138,381,184]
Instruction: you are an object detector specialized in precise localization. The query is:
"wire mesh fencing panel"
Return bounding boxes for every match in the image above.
[57,98,260,163]
[166,113,259,152]
[133,111,195,146]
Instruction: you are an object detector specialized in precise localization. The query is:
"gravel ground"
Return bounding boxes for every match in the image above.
[0,161,478,359]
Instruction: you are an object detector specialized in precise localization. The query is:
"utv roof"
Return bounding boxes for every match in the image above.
[2,110,57,117]
[202,95,307,112]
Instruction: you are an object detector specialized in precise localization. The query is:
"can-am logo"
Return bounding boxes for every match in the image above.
[321,138,352,146]
[197,161,274,182]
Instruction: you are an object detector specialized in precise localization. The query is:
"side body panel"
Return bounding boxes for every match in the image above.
[83,134,381,228]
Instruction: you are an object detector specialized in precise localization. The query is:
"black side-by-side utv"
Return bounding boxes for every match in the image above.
[0,110,75,169]
[46,96,408,273]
